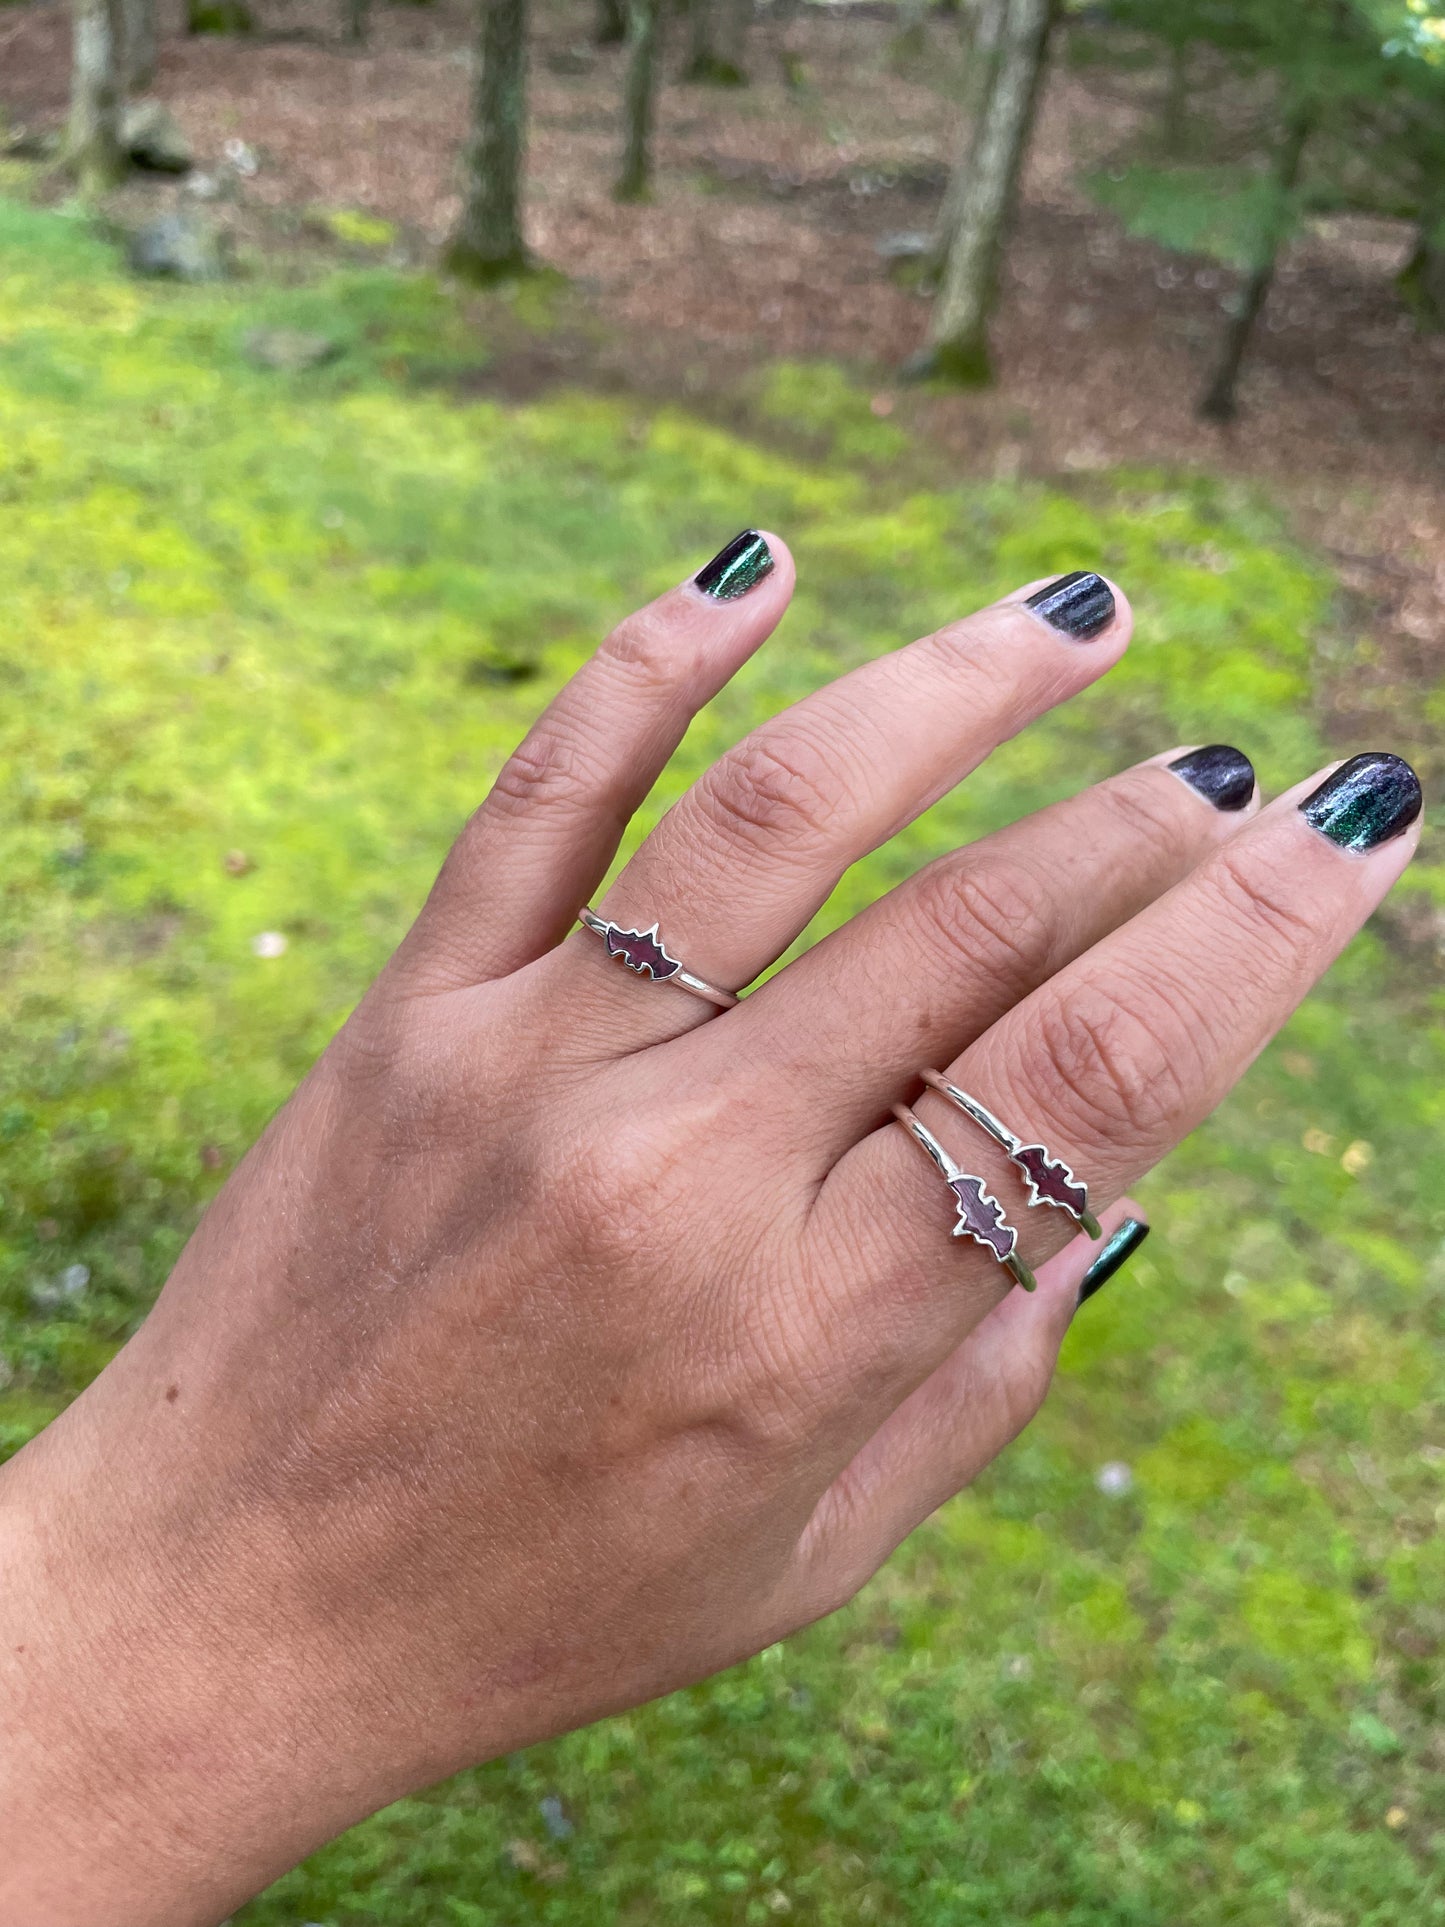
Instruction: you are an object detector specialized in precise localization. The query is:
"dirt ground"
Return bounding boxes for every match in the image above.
[3,0,1442,742]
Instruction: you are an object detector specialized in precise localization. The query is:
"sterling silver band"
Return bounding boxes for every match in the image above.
[578,907,739,1010]
[920,1070,1103,1239]
[892,1103,1036,1292]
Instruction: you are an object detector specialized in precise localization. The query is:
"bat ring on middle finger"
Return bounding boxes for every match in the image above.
[891,1104,1037,1293]
[920,1070,1104,1239]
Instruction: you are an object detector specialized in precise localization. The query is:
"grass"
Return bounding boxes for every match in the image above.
[0,189,1441,1923]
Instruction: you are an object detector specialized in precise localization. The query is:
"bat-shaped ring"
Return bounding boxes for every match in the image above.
[892,1103,1036,1292]
[920,1071,1103,1239]
[577,908,739,1010]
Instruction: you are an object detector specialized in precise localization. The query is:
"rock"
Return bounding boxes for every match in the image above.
[184,170,223,200]
[223,136,259,179]
[1,122,60,161]
[122,100,192,173]
[128,212,225,282]
[876,229,932,261]
[243,328,340,372]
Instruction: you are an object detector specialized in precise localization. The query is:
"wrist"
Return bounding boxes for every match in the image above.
[0,1346,381,1927]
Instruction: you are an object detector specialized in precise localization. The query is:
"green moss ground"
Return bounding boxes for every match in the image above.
[1,190,1441,1922]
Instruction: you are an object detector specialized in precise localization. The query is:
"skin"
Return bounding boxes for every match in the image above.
[0,539,1421,1927]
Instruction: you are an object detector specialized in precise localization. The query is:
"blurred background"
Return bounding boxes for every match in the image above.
[1,0,1443,1918]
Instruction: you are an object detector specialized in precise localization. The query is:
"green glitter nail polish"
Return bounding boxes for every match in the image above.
[1299,753,1422,853]
[694,530,774,601]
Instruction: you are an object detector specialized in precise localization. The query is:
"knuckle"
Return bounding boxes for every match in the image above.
[691,730,850,860]
[1106,766,1203,850]
[1031,975,1197,1152]
[917,852,1055,994]
[597,607,687,695]
[484,729,592,825]
[1207,842,1329,965]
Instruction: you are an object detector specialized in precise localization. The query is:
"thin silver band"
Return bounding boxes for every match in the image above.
[920,1070,1103,1239]
[892,1103,1036,1292]
[578,907,739,1010]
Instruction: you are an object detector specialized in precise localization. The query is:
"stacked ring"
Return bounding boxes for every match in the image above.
[920,1072,1103,1239]
[891,1103,1037,1293]
[894,1078,1104,1291]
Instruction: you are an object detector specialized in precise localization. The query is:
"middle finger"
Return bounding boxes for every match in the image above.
[561,572,1130,1043]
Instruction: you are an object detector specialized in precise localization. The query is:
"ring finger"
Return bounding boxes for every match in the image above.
[805,753,1424,1450]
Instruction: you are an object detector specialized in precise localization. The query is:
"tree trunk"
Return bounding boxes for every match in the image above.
[187,0,254,32]
[922,0,1052,383]
[67,0,127,192]
[1399,206,1445,330]
[445,0,530,281]
[120,0,155,89]
[615,0,661,200]
[1160,36,1189,155]
[926,0,1005,279]
[684,0,748,85]
[596,0,626,44]
[1198,103,1312,422]
[343,0,371,42]
[890,0,930,64]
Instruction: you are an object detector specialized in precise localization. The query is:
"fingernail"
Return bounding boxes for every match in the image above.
[1299,752,1423,853]
[1077,1217,1149,1308]
[694,529,774,601]
[1167,744,1256,812]
[1024,571,1115,640]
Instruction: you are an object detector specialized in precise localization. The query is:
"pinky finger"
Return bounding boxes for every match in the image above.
[787,1204,1149,1617]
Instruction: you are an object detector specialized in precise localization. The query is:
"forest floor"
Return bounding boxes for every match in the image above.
[2,0,1443,764]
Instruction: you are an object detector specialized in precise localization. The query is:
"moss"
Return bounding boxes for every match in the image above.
[0,193,1439,1925]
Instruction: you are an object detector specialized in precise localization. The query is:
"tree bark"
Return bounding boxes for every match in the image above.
[1399,205,1445,330]
[67,0,127,192]
[615,0,662,200]
[445,0,530,281]
[1198,103,1312,422]
[683,0,748,85]
[596,0,627,41]
[187,0,254,32]
[120,0,156,89]
[1160,36,1189,156]
[923,0,1052,383]
[926,0,1006,279]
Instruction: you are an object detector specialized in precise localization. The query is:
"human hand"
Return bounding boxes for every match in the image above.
[0,533,1422,1926]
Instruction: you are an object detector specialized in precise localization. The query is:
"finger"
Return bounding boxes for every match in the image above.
[391,531,792,993]
[558,571,1131,1046]
[807,752,1422,1435]
[733,743,1259,1150]
[786,1205,1149,1616]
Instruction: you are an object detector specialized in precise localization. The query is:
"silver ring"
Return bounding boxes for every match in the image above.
[892,1103,1036,1292]
[578,907,739,1010]
[920,1071,1103,1239]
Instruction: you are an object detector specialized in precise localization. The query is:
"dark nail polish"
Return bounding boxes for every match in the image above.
[1024,571,1115,640]
[1168,744,1256,813]
[1299,752,1423,853]
[695,529,774,601]
[1077,1217,1149,1307]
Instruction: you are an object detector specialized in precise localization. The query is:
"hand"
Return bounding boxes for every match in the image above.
[0,535,1422,1927]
